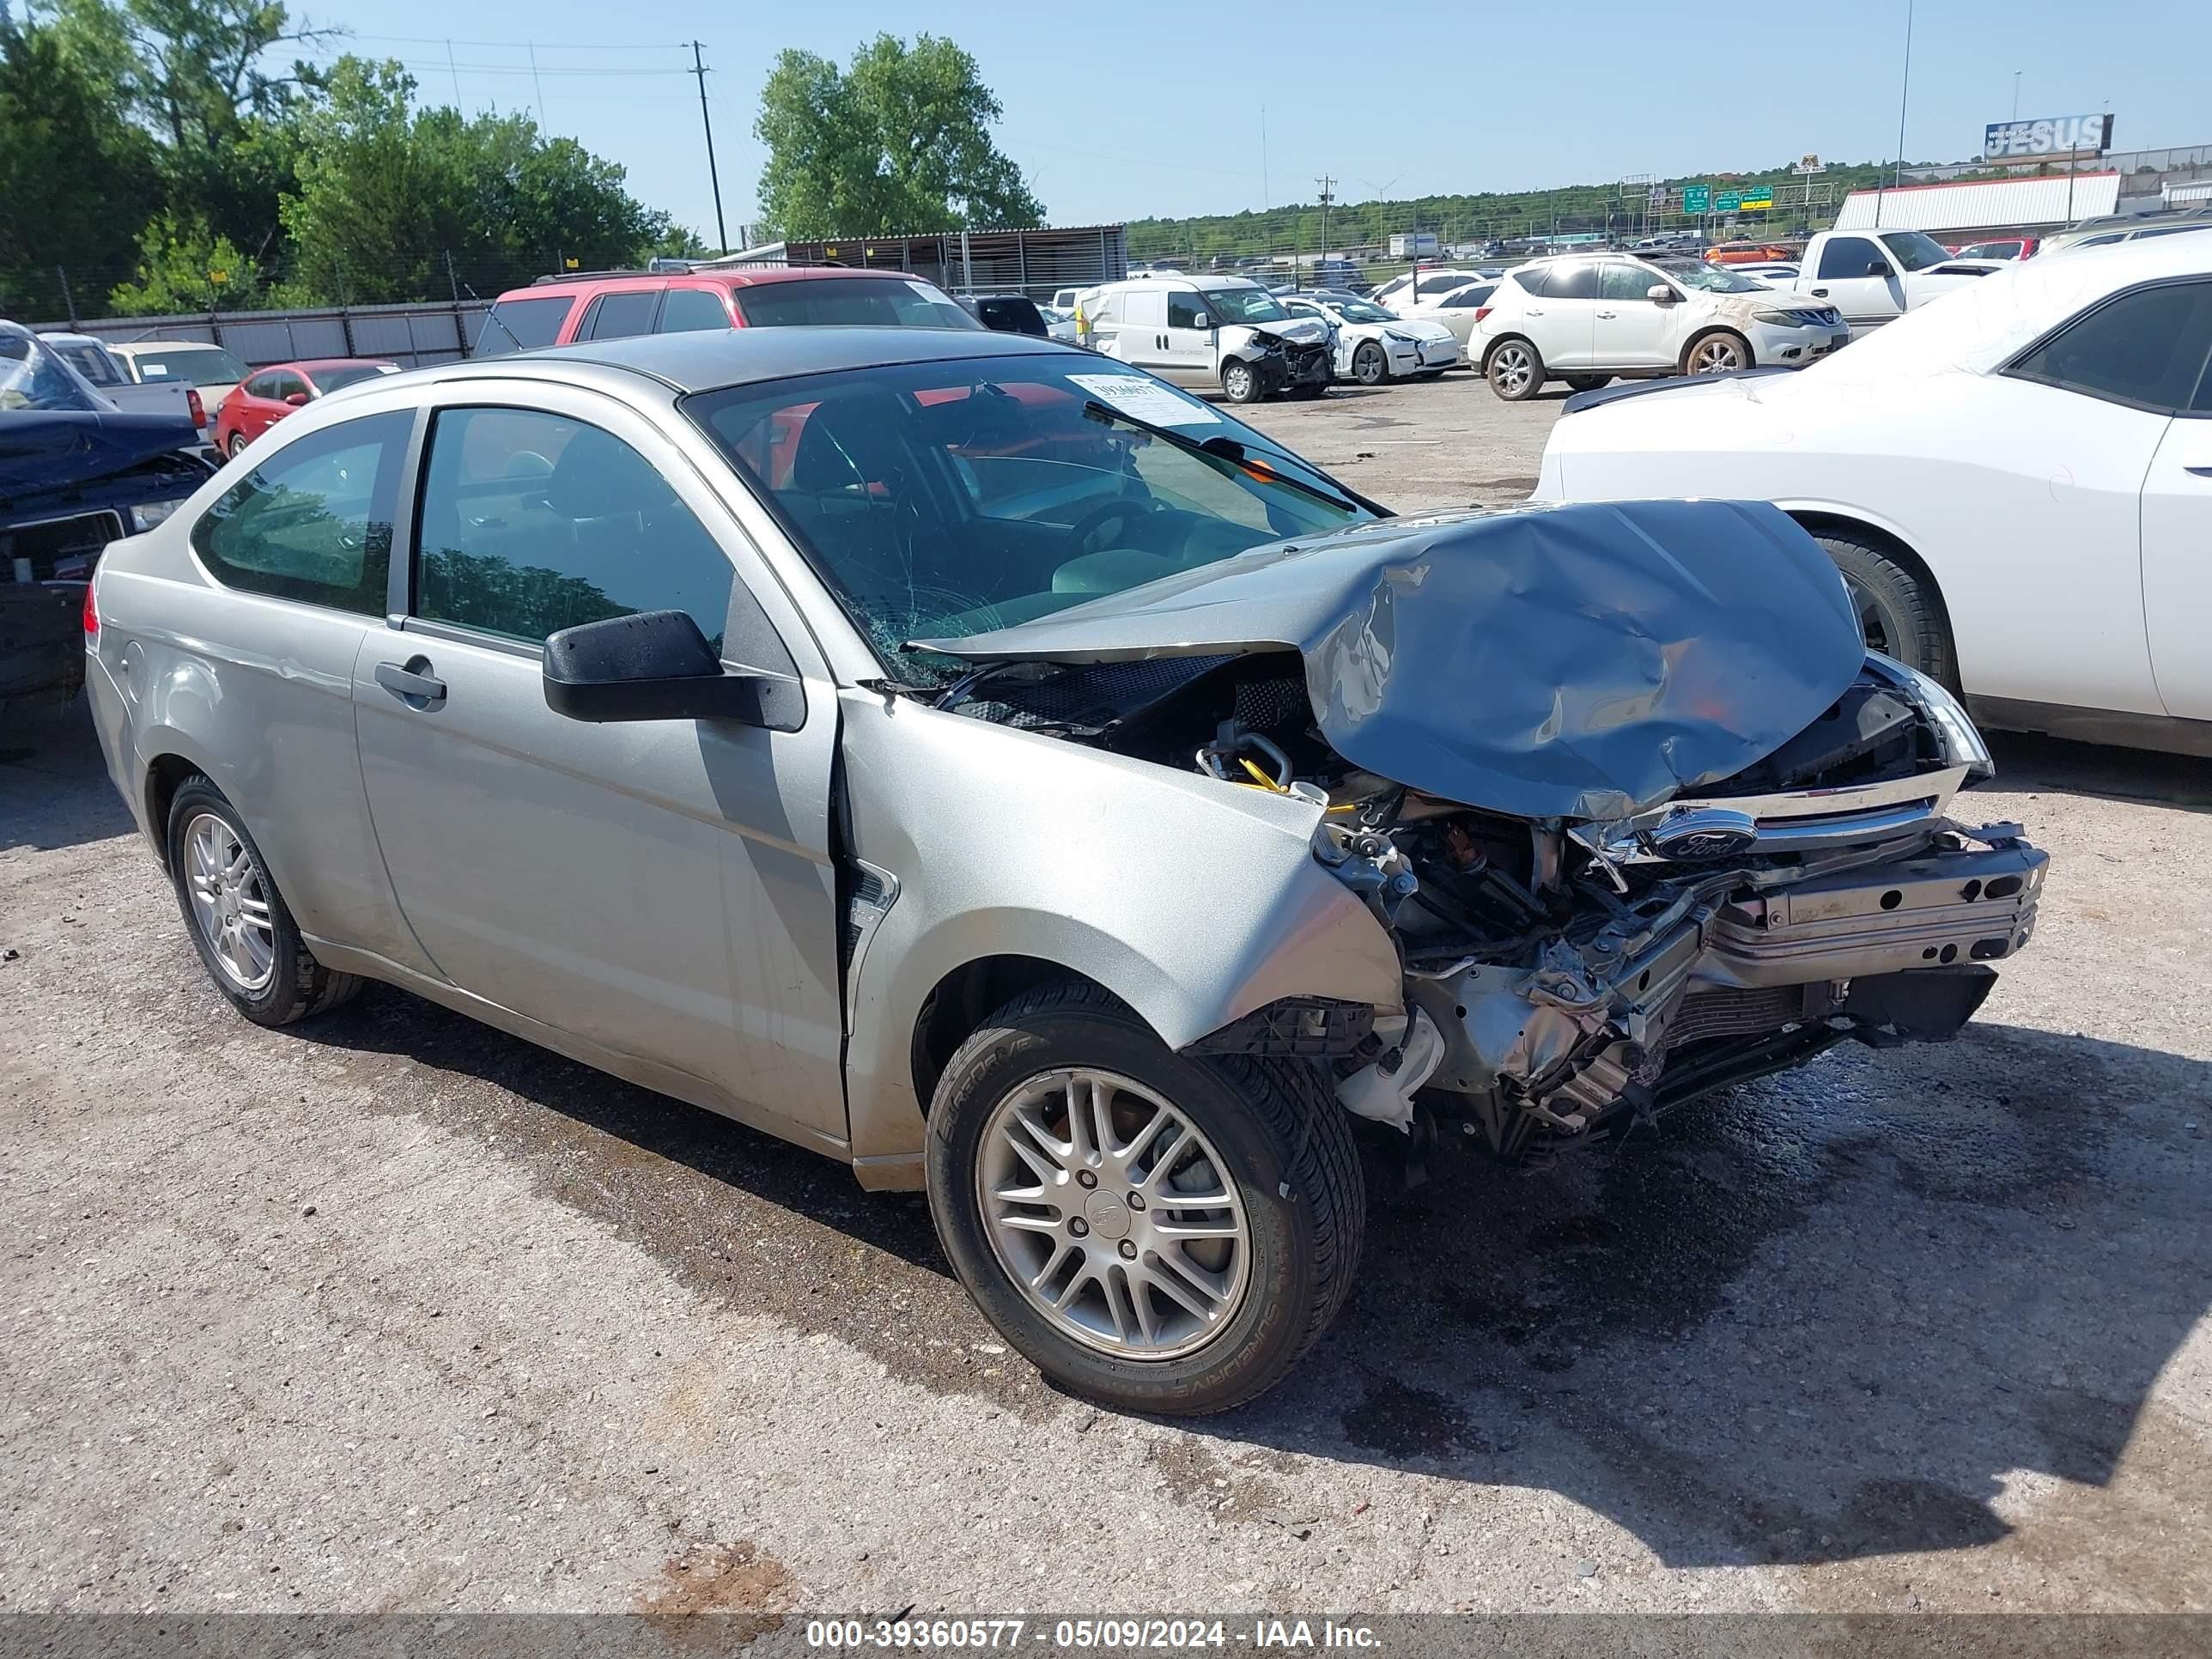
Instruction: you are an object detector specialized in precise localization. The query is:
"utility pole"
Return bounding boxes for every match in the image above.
[1878,0,1915,226]
[690,41,729,256]
[529,42,547,128]
[1315,175,1334,272]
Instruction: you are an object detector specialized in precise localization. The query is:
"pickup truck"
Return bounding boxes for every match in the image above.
[42,332,207,433]
[1786,228,2002,336]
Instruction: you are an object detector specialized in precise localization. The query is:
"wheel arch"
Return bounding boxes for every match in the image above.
[1782,507,1959,653]
[908,955,1133,1122]
[143,750,208,874]
[1480,331,1536,371]
[1681,325,1753,372]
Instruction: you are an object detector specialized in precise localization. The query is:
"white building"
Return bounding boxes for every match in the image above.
[1834,172,2121,236]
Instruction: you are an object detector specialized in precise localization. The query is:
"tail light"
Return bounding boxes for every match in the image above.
[82,576,99,640]
[1474,306,1492,323]
[186,388,206,428]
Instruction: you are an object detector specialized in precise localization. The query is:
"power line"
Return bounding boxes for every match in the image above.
[343,32,690,50]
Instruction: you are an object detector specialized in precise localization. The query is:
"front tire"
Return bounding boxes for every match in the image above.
[1486,337,1545,401]
[924,980,1364,1415]
[1685,330,1751,374]
[1564,374,1609,392]
[167,777,363,1027]
[1220,359,1263,404]
[1351,341,1389,386]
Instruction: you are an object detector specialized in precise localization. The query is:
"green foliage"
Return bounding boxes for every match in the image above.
[756,33,1042,239]
[276,56,674,304]
[105,212,293,312]
[38,0,330,250]
[0,10,155,314]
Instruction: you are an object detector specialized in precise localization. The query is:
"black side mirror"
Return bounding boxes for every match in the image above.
[1865,259,1891,276]
[543,609,803,729]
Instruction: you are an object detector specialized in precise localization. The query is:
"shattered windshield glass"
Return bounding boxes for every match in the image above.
[686,356,1374,682]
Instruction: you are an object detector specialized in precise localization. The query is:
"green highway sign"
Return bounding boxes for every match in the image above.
[1715,191,1743,212]
[1682,184,1710,213]
[1740,188,1773,210]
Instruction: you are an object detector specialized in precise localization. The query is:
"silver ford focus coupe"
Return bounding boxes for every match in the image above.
[85,327,2045,1413]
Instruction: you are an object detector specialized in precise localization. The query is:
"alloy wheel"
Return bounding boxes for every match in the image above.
[183,811,276,993]
[1490,343,1534,396]
[1689,337,1746,374]
[976,1066,1251,1360]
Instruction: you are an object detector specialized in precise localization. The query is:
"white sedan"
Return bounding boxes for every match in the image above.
[1532,235,2212,755]
[1279,294,1459,385]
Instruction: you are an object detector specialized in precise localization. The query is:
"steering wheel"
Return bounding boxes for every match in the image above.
[1066,495,1166,556]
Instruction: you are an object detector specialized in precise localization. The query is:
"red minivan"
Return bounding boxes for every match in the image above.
[472,265,981,356]
[211,358,399,457]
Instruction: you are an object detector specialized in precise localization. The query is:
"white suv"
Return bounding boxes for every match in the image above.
[1472,254,1849,402]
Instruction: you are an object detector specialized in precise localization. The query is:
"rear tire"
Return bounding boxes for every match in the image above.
[226,433,248,458]
[1220,359,1263,404]
[924,979,1364,1416]
[166,777,364,1027]
[1486,337,1545,401]
[1565,374,1609,392]
[1811,528,1958,691]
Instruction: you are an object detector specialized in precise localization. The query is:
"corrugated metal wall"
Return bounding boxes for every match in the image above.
[1835,173,2122,233]
[772,226,1128,299]
[34,300,486,371]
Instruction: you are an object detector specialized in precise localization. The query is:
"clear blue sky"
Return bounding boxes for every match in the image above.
[295,1,2212,241]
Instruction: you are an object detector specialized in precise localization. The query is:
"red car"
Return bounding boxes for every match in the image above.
[212,358,400,457]
[471,264,980,356]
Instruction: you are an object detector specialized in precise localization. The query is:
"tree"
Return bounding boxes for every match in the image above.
[37,0,332,252]
[276,56,670,304]
[0,10,156,314]
[755,33,1042,239]
[105,211,289,313]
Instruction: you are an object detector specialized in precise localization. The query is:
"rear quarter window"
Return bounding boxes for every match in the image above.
[190,411,411,616]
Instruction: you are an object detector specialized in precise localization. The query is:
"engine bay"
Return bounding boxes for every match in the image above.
[941,649,2046,1160]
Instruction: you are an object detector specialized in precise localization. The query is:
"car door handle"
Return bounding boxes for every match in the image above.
[1526,307,1545,316]
[1810,287,1829,296]
[1596,309,1617,319]
[375,659,447,704]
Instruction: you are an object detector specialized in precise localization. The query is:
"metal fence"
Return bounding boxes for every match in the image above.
[40,298,489,372]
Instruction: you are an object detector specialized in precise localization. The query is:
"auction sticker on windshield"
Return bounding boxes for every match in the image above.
[1066,374,1223,426]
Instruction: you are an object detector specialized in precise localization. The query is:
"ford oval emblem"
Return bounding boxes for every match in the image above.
[1646,808,1759,860]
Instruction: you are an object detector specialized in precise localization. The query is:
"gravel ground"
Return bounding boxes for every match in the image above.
[3,380,2209,1623]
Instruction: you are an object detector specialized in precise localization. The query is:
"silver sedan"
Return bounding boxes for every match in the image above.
[85,327,2045,1413]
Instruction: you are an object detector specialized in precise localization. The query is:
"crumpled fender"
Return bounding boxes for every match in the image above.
[836,690,1404,1164]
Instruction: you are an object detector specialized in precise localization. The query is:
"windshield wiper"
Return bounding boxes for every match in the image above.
[1078,399,1383,518]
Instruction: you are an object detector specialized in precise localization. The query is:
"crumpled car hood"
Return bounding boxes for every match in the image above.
[0,409,204,501]
[916,499,1866,822]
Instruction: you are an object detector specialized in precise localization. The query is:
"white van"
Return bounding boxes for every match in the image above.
[1075,275,1334,403]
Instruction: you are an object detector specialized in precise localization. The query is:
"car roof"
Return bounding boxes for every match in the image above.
[108,338,231,353]
[501,266,933,302]
[456,325,1078,396]
[264,357,394,374]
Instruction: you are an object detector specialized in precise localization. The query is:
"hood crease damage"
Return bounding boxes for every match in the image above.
[919,500,1867,823]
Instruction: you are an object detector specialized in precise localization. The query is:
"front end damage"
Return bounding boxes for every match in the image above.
[918,500,2047,1161]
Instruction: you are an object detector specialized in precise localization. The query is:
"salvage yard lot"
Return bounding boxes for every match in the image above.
[3,377,2210,1619]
